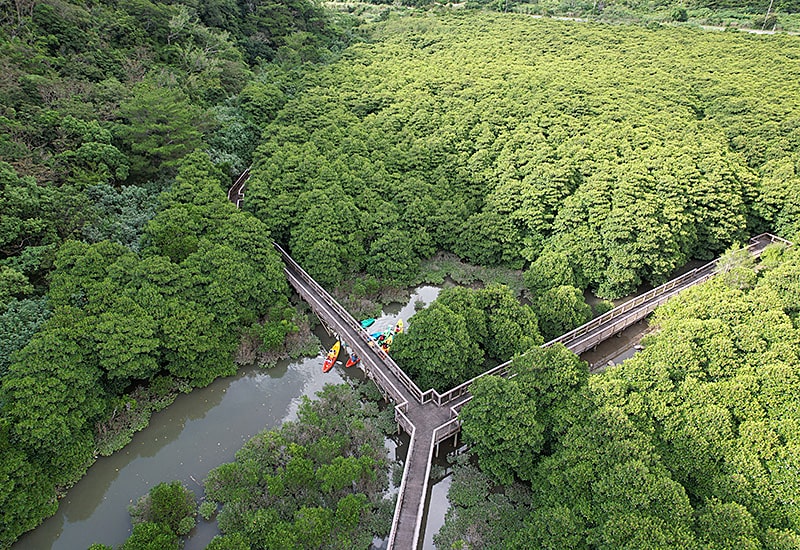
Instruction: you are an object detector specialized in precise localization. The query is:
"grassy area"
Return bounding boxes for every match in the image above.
[417,252,526,296]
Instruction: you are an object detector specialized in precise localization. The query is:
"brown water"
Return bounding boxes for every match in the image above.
[15,279,644,550]
[15,335,348,549]
[16,287,442,550]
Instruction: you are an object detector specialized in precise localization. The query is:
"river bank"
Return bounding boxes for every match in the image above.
[17,286,442,549]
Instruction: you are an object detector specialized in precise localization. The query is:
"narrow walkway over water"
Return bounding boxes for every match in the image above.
[275,233,789,549]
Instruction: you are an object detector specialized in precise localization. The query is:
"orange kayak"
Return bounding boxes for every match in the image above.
[345,344,360,367]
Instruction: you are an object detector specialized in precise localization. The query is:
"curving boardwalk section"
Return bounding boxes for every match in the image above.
[227,167,250,208]
[273,233,790,549]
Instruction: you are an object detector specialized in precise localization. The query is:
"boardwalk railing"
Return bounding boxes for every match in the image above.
[276,243,427,403]
[429,233,790,405]
[276,243,422,549]
[274,233,791,550]
[227,166,251,208]
[279,234,790,409]
[545,233,777,350]
[387,404,415,548]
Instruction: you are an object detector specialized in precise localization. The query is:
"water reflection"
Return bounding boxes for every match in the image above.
[18,286,442,550]
[418,438,460,550]
[373,286,441,332]
[423,476,452,550]
[16,339,346,550]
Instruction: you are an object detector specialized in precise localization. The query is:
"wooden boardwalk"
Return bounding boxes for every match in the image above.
[226,167,250,208]
[274,233,790,549]
[277,246,451,547]
[548,233,787,355]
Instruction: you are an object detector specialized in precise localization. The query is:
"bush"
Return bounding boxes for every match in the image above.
[121,522,179,550]
[177,515,196,536]
[199,500,217,520]
[592,299,615,317]
[671,7,688,21]
[129,481,196,535]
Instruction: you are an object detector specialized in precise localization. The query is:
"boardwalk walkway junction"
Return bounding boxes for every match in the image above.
[274,232,791,549]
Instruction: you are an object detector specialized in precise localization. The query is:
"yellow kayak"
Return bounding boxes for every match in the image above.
[322,341,341,373]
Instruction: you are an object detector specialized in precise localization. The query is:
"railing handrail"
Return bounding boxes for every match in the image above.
[387,407,415,548]
[275,242,427,403]
[543,234,773,348]
[276,233,791,550]
[276,233,790,408]
[282,267,413,405]
[430,234,788,404]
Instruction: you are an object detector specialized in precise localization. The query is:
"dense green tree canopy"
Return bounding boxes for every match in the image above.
[0,0,354,545]
[3,3,800,548]
[392,284,542,391]
[451,243,800,547]
[0,153,292,545]
[246,13,800,299]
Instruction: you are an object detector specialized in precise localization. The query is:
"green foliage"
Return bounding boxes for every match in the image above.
[120,522,180,550]
[116,82,207,182]
[461,375,544,484]
[393,284,541,391]
[671,7,690,21]
[3,320,106,482]
[205,384,390,549]
[535,285,593,340]
[393,300,480,391]
[461,345,588,484]
[0,0,353,299]
[524,250,578,296]
[433,456,533,550]
[206,104,262,175]
[0,0,354,544]
[129,481,197,535]
[4,4,800,548]
[366,228,419,285]
[448,247,800,546]
[0,418,58,548]
[198,500,218,520]
[206,533,249,550]
[244,13,800,298]
[0,161,59,289]
[0,266,32,308]
[0,151,292,545]
[81,184,158,252]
